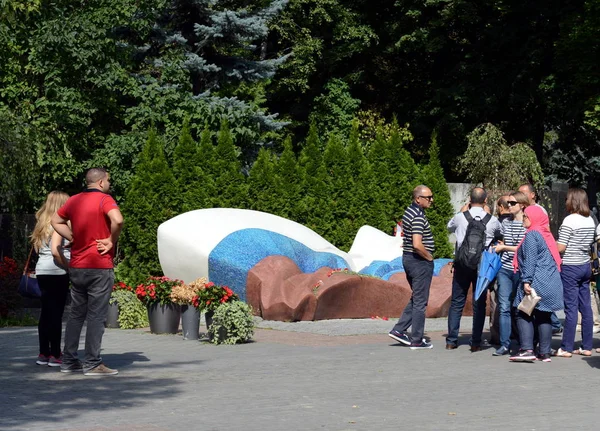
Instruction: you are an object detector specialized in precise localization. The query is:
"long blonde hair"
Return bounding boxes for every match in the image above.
[30,191,70,251]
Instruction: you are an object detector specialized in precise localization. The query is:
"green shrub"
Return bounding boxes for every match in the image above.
[109,289,149,329]
[0,312,37,327]
[118,128,177,284]
[420,133,454,258]
[208,301,255,345]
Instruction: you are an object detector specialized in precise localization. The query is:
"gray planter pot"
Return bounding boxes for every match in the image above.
[181,305,200,340]
[147,303,181,334]
[106,302,120,328]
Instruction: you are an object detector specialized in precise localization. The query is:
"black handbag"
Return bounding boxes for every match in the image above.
[18,247,41,298]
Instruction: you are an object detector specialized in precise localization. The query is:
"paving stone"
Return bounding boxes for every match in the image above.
[0,313,593,431]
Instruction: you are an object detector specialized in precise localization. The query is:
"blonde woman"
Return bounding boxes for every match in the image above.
[31,191,70,367]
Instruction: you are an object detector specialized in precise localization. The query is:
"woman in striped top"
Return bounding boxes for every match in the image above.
[492,191,528,356]
[555,188,596,357]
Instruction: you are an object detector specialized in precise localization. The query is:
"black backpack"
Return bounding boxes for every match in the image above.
[455,211,491,270]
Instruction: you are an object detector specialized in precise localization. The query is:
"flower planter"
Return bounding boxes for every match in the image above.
[106,302,120,328]
[147,303,181,334]
[181,305,200,340]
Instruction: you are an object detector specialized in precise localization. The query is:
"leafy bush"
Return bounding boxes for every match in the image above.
[0,312,38,327]
[109,288,149,329]
[0,257,22,318]
[208,301,255,345]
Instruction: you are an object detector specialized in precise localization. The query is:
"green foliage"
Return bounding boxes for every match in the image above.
[321,133,353,248]
[274,136,303,220]
[297,122,331,232]
[118,129,177,284]
[0,108,39,213]
[459,123,544,197]
[386,119,419,224]
[173,121,210,212]
[211,120,247,208]
[0,312,38,327]
[109,289,149,329]
[420,133,453,258]
[248,148,278,214]
[208,301,255,345]
[309,79,361,142]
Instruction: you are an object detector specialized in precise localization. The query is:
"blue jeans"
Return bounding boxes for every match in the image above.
[496,268,520,348]
[550,312,562,331]
[393,253,434,344]
[446,265,487,347]
[561,263,593,351]
[63,268,114,372]
[517,309,552,354]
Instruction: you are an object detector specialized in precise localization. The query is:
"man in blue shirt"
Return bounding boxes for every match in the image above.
[388,185,436,350]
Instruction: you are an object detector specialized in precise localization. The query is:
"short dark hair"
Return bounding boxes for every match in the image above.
[85,168,108,185]
[520,183,537,201]
[566,188,590,217]
[470,187,487,204]
[497,196,508,208]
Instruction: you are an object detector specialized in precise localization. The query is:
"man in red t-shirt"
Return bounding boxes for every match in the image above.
[52,168,124,376]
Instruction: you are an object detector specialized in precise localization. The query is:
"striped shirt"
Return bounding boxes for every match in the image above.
[402,203,435,254]
[500,218,526,270]
[557,214,596,265]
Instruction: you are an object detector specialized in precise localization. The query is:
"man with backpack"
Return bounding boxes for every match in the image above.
[446,187,502,351]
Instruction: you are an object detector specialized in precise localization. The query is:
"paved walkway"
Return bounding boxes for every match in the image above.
[1,315,598,431]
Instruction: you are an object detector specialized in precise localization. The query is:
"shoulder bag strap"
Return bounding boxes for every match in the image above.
[23,246,34,275]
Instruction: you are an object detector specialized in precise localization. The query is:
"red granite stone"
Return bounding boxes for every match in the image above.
[245,255,482,321]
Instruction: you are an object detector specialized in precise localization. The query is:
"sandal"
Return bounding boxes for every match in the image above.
[576,347,592,356]
[553,348,572,358]
[596,348,600,354]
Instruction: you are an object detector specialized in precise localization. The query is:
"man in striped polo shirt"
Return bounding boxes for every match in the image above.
[388,185,436,350]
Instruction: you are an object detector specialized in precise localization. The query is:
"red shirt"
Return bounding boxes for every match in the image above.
[57,189,119,269]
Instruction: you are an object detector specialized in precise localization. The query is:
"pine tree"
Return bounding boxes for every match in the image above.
[173,120,207,213]
[387,118,419,225]
[133,0,290,155]
[118,129,177,284]
[322,133,353,249]
[345,120,375,239]
[211,119,246,208]
[298,122,331,237]
[421,132,454,258]
[248,148,278,214]
[274,136,302,220]
[298,121,322,178]
[367,125,394,233]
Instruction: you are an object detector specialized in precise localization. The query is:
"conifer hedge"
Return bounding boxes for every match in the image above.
[118,118,454,282]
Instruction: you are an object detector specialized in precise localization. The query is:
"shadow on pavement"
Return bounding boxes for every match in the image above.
[0,327,188,430]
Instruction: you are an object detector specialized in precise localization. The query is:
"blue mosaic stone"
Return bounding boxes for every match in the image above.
[208,228,350,301]
[359,257,452,280]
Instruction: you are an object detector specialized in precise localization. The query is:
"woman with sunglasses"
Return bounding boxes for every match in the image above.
[555,188,596,357]
[492,191,529,355]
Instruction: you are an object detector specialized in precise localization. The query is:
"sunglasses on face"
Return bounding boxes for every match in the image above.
[507,201,518,206]
[419,195,434,201]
